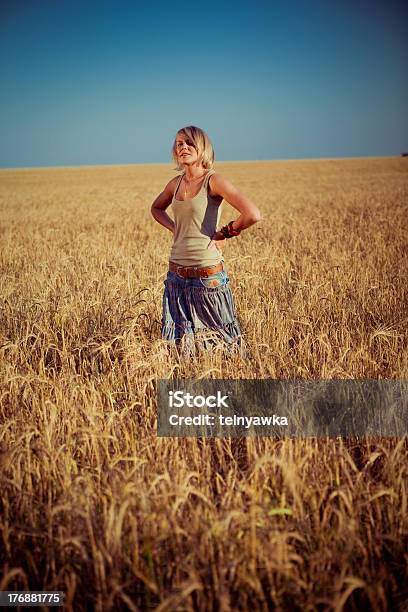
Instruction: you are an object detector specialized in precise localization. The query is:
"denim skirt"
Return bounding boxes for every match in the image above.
[161,268,242,350]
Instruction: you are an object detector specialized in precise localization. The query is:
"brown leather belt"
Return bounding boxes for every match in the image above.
[169,261,224,278]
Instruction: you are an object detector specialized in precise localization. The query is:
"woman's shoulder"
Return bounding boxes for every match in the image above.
[163,173,184,196]
[170,173,185,185]
[208,171,232,199]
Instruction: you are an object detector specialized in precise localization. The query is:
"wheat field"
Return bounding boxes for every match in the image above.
[1,158,407,611]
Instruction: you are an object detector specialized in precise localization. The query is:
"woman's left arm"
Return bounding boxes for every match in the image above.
[209,174,261,243]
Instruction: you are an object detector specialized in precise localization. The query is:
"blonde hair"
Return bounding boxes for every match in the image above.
[172,126,214,170]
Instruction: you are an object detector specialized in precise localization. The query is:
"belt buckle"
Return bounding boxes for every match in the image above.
[176,265,184,278]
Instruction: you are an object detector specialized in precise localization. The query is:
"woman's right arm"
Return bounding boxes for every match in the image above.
[150,177,177,234]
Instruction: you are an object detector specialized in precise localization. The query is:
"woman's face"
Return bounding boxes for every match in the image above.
[175,133,201,166]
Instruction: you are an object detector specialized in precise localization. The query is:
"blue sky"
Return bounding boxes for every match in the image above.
[0,0,407,167]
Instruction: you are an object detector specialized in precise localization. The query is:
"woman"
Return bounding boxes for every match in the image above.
[151,126,261,354]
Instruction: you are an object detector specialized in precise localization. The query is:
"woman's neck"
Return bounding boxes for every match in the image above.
[183,165,207,181]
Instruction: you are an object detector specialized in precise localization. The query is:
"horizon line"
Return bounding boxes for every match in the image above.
[0,154,402,172]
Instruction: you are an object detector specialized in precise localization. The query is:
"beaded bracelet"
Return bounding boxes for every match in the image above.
[221,221,241,239]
